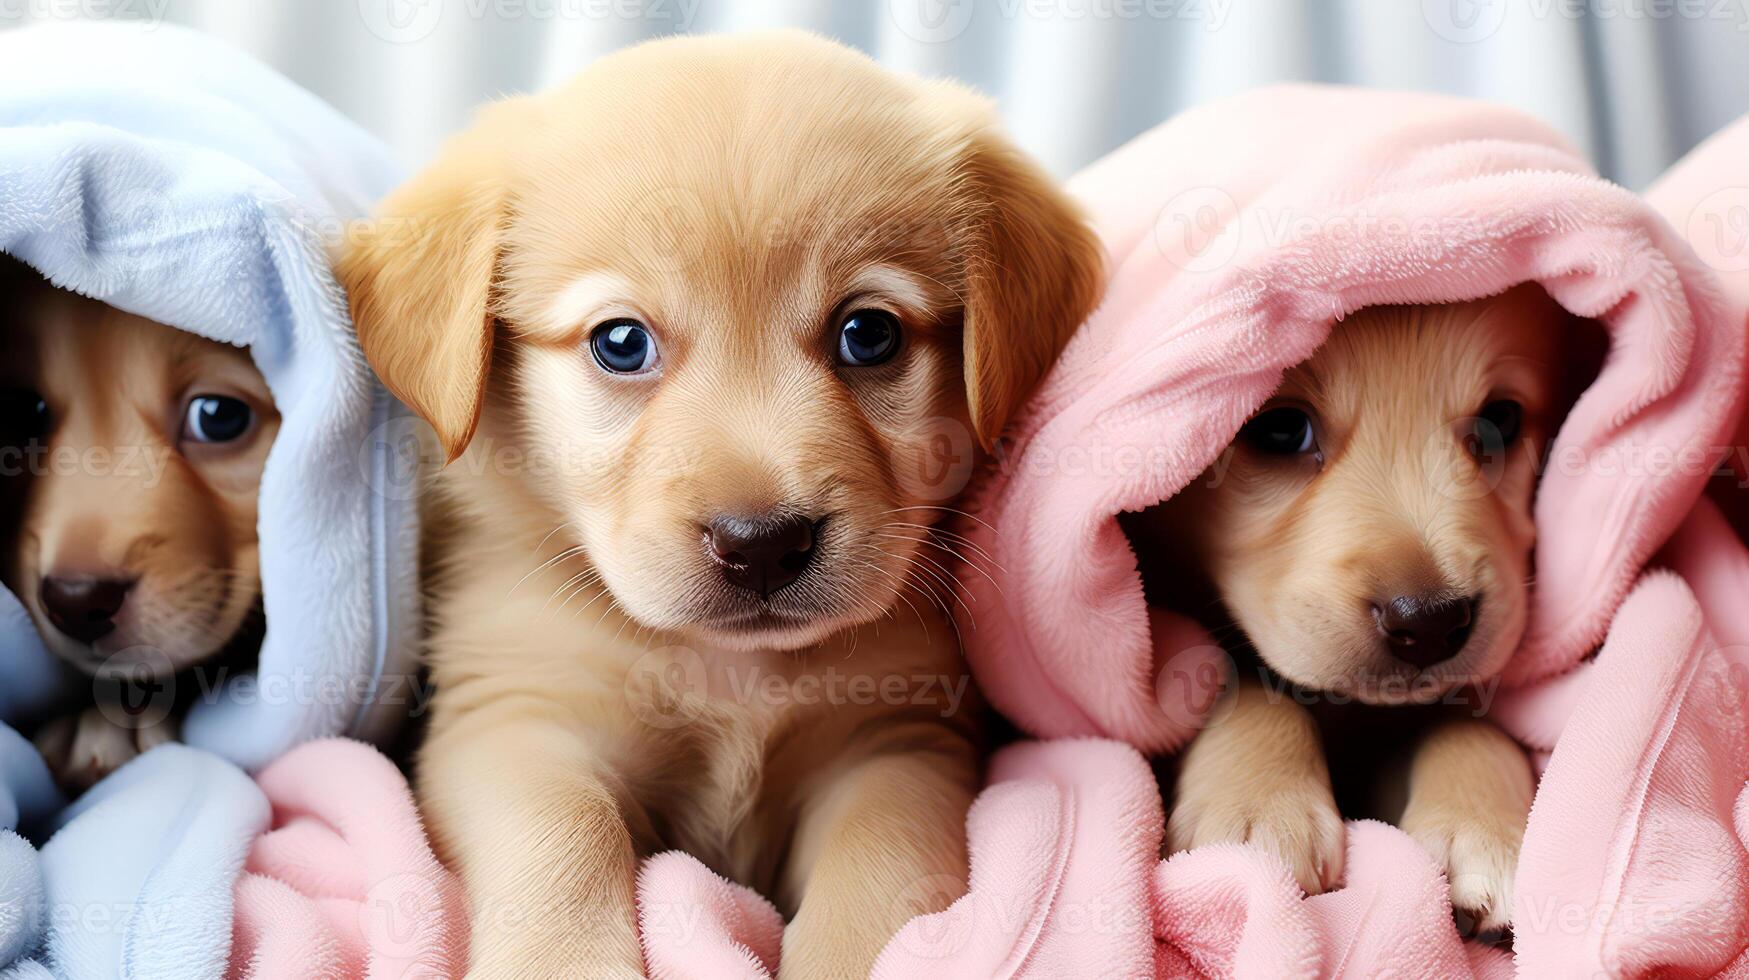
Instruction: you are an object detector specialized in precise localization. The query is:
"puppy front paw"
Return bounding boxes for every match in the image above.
[1167,772,1345,896]
[33,707,176,794]
[1406,814,1521,934]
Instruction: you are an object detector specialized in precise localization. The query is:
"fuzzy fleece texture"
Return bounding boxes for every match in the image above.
[0,21,416,769]
[0,739,464,979]
[628,739,1525,978]
[227,739,469,980]
[954,84,1742,754]
[912,86,1749,977]
[10,744,269,979]
[0,724,60,970]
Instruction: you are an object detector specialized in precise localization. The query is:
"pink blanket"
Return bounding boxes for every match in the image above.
[958,84,1741,753]
[938,84,1749,977]
[228,739,469,979]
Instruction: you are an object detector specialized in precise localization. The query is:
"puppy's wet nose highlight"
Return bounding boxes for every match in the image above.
[39,575,133,644]
[1373,592,1477,669]
[706,513,818,598]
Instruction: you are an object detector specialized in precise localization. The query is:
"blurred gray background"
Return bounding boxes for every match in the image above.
[4,0,1747,189]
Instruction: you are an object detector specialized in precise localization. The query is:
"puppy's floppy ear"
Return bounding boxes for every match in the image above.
[339,98,534,463]
[949,104,1104,450]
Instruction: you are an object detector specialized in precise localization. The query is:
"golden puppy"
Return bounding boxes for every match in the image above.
[1131,285,1570,932]
[0,259,279,791]
[341,33,1100,979]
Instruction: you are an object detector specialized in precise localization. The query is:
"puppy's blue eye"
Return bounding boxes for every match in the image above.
[1241,406,1318,457]
[590,319,658,374]
[837,309,901,367]
[183,395,253,444]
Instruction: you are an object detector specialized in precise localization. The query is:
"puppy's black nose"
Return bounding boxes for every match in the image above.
[40,576,132,644]
[707,514,817,598]
[1375,592,1477,669]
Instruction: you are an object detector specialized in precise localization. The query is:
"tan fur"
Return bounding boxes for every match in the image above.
[1167,677,1345,893]
[0,263,278,789]
[1398,718,1534,931]
[1142,284,1563,929]
[340,32,1100,979]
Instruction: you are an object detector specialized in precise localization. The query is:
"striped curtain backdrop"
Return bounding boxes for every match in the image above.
[4,0,1748,188]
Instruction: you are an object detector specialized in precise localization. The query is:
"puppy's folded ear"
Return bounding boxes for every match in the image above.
[339,98,534,463]
[949,101,1104,450]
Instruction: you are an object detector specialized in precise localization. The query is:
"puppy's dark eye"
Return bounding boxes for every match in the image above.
[837,309,901,367]
[182,395,253,444]
[1240,406,1318,457]
[589,319,659,375]
[1466,399,1523,459]
[1,387,50,447]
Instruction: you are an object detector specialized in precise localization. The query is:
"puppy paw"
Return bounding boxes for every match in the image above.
[32,708,176,794]
[1167,774,1345,895]
[1409,817,1521,934]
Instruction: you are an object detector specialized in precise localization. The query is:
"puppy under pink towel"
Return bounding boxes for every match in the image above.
[958,83,1741,754]
[934,83,1749,976]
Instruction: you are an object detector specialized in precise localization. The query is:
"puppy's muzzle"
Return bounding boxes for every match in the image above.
[40,574,134,644]
[1372,591,1478,670]
[705,512,820,599]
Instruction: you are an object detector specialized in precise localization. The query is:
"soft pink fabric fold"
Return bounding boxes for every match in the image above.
[227,739,469,980]
[1154,820,1514,979]
[872,740,1162,979]
[1494,110,1749,978]
[1511,563,1749,976]
[637,852,784,980]
[958,84,1744,753]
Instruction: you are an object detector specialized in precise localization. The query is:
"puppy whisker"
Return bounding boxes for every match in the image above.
[514,543,590,598]
[879,505,995,534]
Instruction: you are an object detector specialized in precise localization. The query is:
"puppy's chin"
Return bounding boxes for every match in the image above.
[39,626,216,680]
[1249,605,1524,707]
[28,587,255,680]
[628,578,897,655]
[680,615,854,655]
[598,550,915,656]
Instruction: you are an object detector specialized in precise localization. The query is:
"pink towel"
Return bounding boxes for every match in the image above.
[1511,561,1749,975]
[957,84,1743,753]
[631,740,1163,980]
[637,852,784,980]
[872,740,1162,979]
[1648,111,1749,535]
[228,739,469,980]
[1488,109,1749,978]
[1155,820,1513,978]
